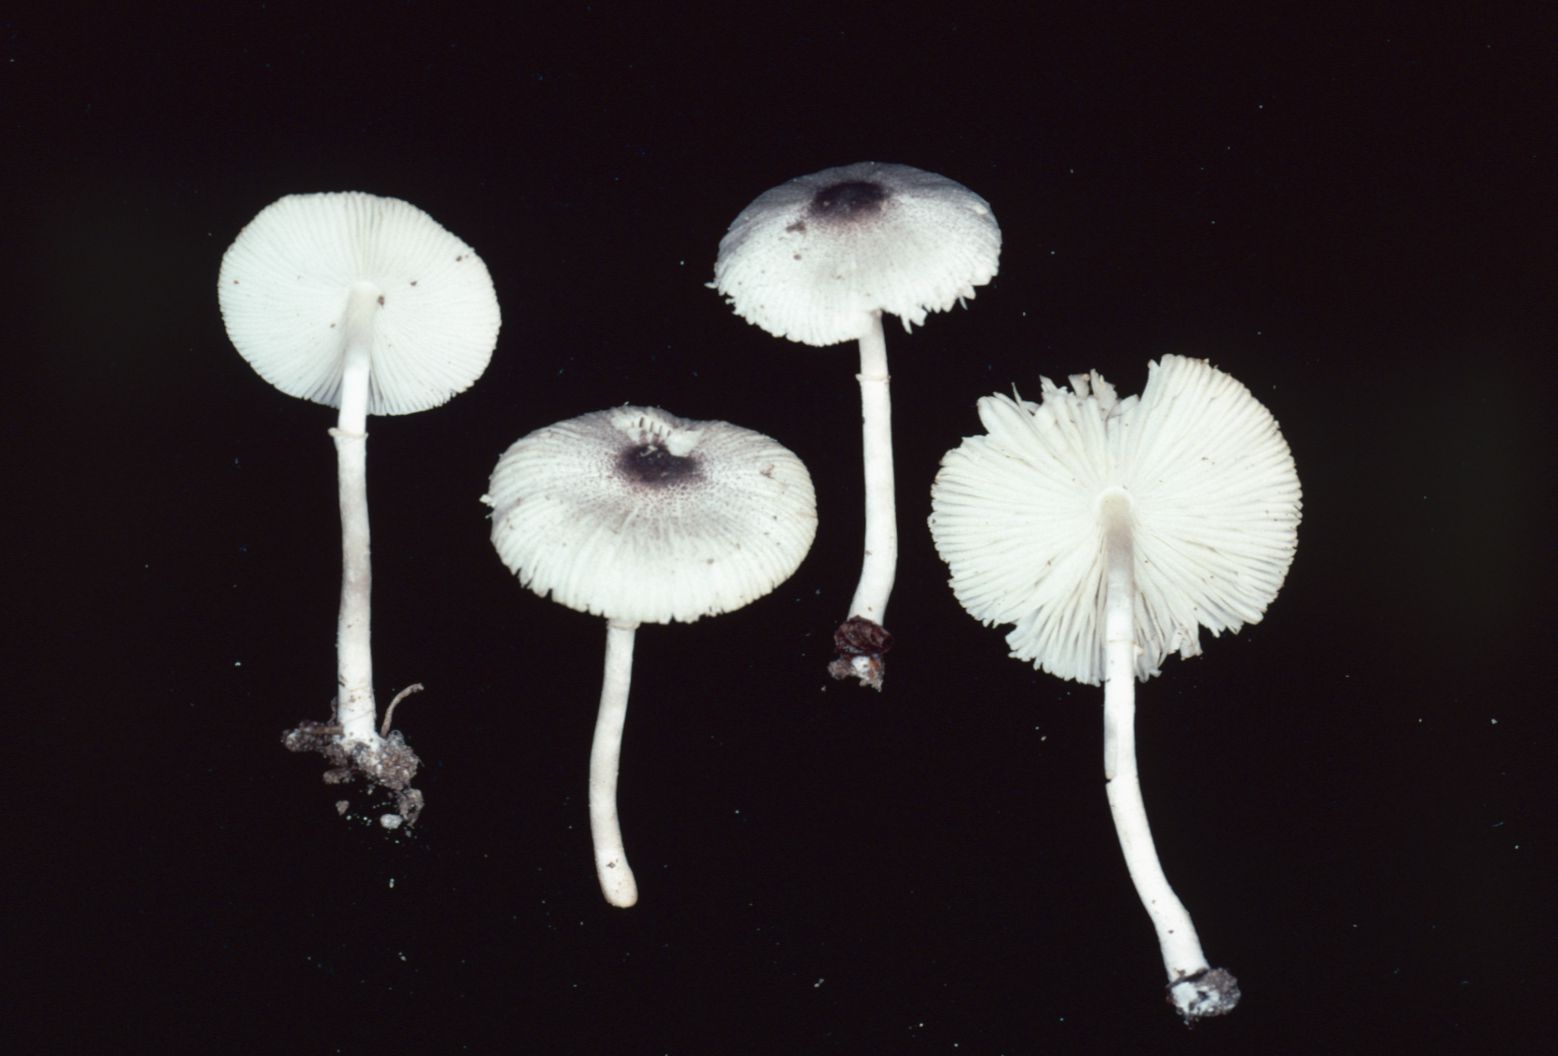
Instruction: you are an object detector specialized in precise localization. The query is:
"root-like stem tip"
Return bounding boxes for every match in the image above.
[283,707,425,828]
[1167,966,1241,1024]
[828,616,893,691]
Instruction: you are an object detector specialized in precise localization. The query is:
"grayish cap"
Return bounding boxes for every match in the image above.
[712,162,1001,347]
[218,192,501,415]
[929,355,1302,684]
[484,407,818,626]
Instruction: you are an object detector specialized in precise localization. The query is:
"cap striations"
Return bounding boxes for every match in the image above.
[485,407,818,626]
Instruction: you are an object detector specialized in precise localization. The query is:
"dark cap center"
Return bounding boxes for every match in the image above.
[809,180,888,219]
[617,441,701,487]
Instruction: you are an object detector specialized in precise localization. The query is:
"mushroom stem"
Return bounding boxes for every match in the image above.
[848,312,897,626]
[330,282,382,748]
[590,620,641,907]
[1099,492,1239,1023]
[831,312,898,688]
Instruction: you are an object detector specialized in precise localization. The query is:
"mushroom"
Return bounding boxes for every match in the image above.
[712,162,1000,689]
[219,191,501,824]
[482,406,817,906]
[928,355,1301,1022]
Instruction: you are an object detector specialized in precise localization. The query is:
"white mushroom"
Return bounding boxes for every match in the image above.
[929,355,1301,1023]
[483,407,817,906]
[220,191,501,820]
[713,162,1000,689]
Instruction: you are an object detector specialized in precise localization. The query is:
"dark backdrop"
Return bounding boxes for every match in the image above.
[8,4,1552,1053]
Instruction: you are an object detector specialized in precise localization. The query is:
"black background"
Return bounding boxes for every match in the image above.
[8,4,1553,1053]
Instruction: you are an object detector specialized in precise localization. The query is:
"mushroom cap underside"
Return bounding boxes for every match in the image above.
[219,191,501,415]
[929,354,1302,684]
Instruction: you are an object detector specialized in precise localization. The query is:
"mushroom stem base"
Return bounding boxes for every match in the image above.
[1166,967,1242,1024]
[827,615,894,691]
[281,715,424,830]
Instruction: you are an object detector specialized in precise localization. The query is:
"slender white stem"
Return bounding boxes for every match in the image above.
[847,312,896,624]
[590,620,640,907]
[1099,491,1238,1022]
[331,281,381,748]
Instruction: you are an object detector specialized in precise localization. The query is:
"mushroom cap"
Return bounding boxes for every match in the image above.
[484,407,818,626]
[929,355,1302,685]
[712,162,1001,347]
[218,191,501,415]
